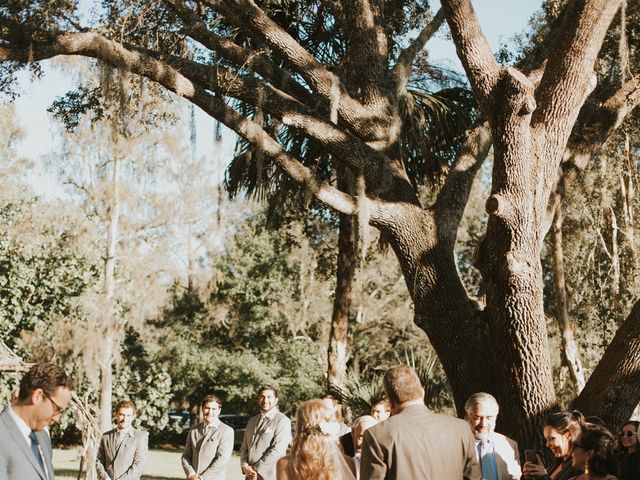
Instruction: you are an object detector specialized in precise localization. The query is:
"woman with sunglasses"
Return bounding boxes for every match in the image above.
[523,411,585,479]
[569,424,618,479]
[618,421,640,480]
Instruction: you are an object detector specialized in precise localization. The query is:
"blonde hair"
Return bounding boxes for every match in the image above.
[288,399,342,480]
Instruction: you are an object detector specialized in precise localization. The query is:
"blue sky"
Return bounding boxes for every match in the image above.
[10,0,541,196]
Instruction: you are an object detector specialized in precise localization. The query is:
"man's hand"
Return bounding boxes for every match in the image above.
[242,464,257,479]
[188,474,201,480]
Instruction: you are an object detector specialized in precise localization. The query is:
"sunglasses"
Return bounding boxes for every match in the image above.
[620,431,637,438]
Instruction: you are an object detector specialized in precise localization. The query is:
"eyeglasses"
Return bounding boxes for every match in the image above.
[43,391,64,416]
[620,431,637,438]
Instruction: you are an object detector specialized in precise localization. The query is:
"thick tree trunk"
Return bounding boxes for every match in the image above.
[327,169,357,391]
[374,204,486,414]
[573,298,640,430]
[551,205,586,393]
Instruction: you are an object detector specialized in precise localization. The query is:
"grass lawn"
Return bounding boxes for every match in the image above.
[53,447,245,480]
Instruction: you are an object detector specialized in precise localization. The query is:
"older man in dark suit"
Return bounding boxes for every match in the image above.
[360,364,481,480]
[0,363,73,480]
[96,400,148,480]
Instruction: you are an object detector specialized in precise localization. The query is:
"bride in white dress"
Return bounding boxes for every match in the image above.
[276,398,356,480]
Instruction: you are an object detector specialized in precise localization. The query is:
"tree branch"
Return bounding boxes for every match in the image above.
[214,0,345,103]
[440,0,501,114]
[162,0,312,103]
[339,0,388,104]
[1,32,406,196]
[532,0,622,150]
[0,31,403,218]
[392,8,445,83]
[185,85,394,221]
[572,297,640,430]
[433,122,492,245]
[541,73,640,236]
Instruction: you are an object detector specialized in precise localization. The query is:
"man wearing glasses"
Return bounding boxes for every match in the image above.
[0,362,73,480]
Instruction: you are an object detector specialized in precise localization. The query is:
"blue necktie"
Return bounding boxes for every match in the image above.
[478,439,498,480]
[29,431,46,474]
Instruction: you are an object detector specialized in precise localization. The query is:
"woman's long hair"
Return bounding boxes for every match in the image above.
[288,398,344,480]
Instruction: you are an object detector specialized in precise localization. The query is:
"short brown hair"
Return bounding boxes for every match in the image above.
[258,385,278,398]
[115,400,136,414]
[18,363,72,401]
[383,365,423,405]
[201,394,222,408]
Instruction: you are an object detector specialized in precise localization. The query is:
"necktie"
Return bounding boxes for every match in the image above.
[29,431,47,476]
[256,416,267,434]
[252,416,267,446]
[478,439,497,480]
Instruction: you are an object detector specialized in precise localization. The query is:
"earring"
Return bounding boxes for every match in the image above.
[584,462,590,476]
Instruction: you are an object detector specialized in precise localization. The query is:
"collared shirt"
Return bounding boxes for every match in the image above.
[476,436,498,480]
[204,417,221,430]
[7,405,31,448]
[259,408,278,422]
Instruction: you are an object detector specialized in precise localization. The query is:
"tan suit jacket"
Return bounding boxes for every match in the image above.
[0,407,54,480]
[360,403,481,480]
[239,411,291,480]
[181,421,234,480]
[96,427,148,480]
[477,432,521,480]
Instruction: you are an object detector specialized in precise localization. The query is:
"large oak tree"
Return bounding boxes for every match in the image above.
[2,0,640,446]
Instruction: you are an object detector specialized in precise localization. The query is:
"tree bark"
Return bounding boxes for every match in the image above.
[573,298,640,431]
[551,205,586,393]
[327,168,358,391]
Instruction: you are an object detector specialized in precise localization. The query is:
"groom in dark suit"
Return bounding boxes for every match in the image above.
[360,364,481,480]
[96,400,148,480]
[0,362,73,480]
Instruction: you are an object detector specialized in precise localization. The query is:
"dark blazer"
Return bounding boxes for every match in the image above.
[360,403,481,480]
[619,451,640,480]
[0,407,54,480]
[340,432,355,457]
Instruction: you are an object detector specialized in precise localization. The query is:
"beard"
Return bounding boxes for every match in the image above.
[474,429,491,440]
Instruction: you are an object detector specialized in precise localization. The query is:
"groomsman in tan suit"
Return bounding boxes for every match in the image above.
[360,364,481,480]
[96,400,148,480]
[239,385,291,480]
[465,393,521,480]
[181,394,234,480]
